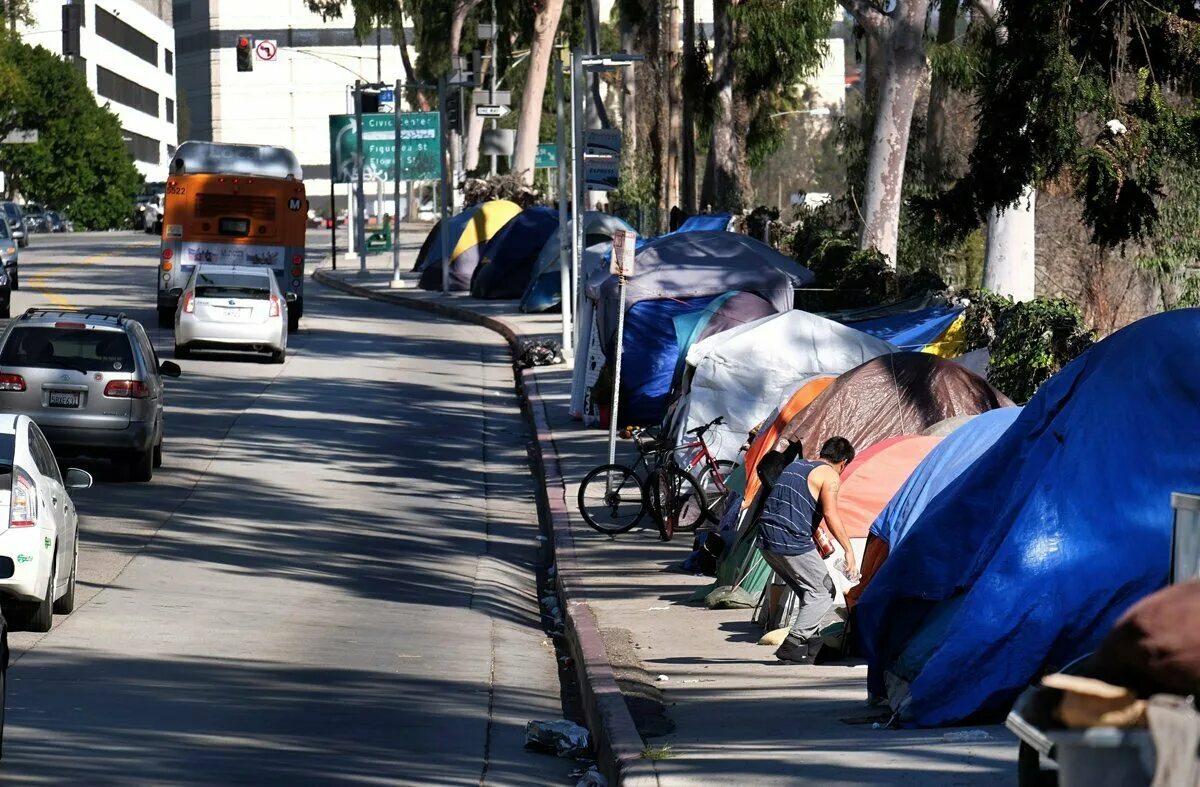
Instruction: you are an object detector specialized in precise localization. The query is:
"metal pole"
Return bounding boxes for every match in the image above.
[438,75,452,294]
[330,180,337,270]
[390,77,403,288]
[607,272,627,466]
[555,48,572,359]
[354,80,368,274]
[570,50,584,355]
[489,0,498,176]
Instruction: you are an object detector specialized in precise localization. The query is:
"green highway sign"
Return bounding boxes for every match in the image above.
[535,143,558,169]
[329,112,441,182]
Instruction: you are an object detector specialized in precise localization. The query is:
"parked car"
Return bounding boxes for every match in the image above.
[0,203,26,249]
[46,211,72,233]
[0,220,18,292]
[175,266,289,363]
[21,205,50,234]
[0,310,182,482]
[0,414,92,632]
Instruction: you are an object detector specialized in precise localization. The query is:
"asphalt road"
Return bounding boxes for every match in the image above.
[0,231,565,784]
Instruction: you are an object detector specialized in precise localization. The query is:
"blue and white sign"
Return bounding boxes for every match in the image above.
[379,88,396,113]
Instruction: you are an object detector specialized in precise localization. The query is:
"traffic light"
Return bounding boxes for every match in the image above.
[236,36,253,72]
[446,89,463,134]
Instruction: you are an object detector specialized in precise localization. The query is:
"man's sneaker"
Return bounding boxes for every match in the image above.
[774,638,813,664]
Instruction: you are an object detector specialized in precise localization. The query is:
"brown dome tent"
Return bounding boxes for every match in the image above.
[777,352,1012,459]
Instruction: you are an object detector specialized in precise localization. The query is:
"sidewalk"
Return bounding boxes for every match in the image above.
[315,257,1019,786]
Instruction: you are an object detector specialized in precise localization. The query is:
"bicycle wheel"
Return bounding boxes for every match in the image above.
[578,464,646,535]
[646,466,705,540]
[697,460,737,523]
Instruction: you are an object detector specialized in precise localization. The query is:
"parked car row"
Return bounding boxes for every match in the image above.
[0,202,73,250]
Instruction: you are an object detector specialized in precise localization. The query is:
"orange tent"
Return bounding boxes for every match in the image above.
[740,375,836,511]
[837,434,943,606]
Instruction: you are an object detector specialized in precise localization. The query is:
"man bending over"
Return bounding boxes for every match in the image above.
[757,436,856,664]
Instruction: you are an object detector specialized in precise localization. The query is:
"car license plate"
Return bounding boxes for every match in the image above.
[223,307,245,319]
[48,391,81,408]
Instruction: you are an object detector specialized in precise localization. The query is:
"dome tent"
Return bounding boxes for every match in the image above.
[521,212,636,313]
[416,200,522,291]
[469,206,560,299]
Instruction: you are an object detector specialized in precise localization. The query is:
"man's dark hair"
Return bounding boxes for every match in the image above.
[819,436,855,465]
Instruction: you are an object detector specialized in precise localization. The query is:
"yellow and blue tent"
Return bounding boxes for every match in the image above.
[417,200,522,291]
[844,303,966,358]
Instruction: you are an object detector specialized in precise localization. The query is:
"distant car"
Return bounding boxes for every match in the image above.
[0,220,18,292]
[0,203,26,249]
[46,211,71,233]
[175,265,289,363]
[21,205,50,234]
[0,310,182,482]
[0,414,92,632]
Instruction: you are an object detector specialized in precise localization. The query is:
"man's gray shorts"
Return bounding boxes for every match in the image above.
[762,548,836,643]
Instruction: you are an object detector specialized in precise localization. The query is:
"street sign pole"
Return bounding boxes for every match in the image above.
[555,47,572,360]
[489,0,499,177]
[606,231,635,468]
[390,77,403,289]
[570,50,585,357]
[438,75,452,295]
[354,80,368,275]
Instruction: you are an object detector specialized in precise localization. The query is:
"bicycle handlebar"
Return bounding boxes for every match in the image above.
[687,415,726,436]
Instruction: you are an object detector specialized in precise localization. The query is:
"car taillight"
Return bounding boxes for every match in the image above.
[182,291,195,314]
[269,294,281,318]
[104,380,150,399]
[10,467,37,527]
[0,373,25,392]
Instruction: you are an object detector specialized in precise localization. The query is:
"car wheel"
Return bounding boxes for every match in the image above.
[270,347,285,364]
[25,564,54,633]
[157,307,174,329]
[287,309,300,333]
[52,537,77,615]
[128,447,154,483]
[153,440,163,468]
[173,343,190,360]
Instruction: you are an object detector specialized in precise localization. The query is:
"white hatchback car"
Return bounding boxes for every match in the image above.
[0,414,91,632]
[174,265,288,363]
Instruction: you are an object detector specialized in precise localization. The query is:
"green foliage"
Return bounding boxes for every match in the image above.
[0,35,139,229]
[960,291,1095,403]
[608,149,659,235]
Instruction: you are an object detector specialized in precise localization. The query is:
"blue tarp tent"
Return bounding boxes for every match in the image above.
[520,213,636,313]
[847,304,964,354]
[871,406,1023,548]
[470,206,560,299]
[857,310,1200,726]
[674,213,733,233]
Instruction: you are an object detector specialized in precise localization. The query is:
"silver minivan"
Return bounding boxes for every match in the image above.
[0,310,181,481]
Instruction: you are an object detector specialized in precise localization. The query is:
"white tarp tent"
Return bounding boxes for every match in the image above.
[675,310,897,462]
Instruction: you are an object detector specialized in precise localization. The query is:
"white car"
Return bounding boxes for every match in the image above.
[174,265,289,363]
[0,415,91,632]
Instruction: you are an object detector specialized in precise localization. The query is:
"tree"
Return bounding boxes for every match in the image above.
[511,0,566,183]
[0,34,139,228]
[843,0,933,267]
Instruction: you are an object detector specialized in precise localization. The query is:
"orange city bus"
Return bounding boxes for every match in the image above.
[156,141,309,330]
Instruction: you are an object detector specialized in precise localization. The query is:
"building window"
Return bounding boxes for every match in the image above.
[96,7,157,65]
[165,98,175,123]
[173,1,191,22]
[167,144,177,157]
[97,66,159,117]
[165,50,174,74]
[122,129,160,164]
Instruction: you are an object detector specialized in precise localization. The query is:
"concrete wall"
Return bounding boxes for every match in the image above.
[22,0,178,180]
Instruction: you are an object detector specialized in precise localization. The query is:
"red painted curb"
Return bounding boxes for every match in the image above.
[313,268,658,786]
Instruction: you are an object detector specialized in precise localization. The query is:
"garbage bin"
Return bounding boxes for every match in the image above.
[1171,492,1200,583]
[1048,727,1156,787]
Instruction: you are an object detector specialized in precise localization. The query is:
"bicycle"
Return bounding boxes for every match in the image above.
[675,417,738,524]
[577,417,733,539]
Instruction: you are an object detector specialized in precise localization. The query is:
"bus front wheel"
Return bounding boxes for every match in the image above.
[287,300,301,333]
[157,306,173,329]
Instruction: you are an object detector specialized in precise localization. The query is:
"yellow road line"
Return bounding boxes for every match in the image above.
[27,253,112,311]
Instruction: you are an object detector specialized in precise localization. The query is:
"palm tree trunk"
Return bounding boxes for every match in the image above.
[511,0,565,183]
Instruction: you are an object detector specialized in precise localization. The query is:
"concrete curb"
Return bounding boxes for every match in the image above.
[313,268,659,786]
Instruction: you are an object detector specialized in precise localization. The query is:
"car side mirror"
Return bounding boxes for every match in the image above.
[159,361,182,378]
[65,468,93,490]
[285,292,298,303]
[169,288,183,297]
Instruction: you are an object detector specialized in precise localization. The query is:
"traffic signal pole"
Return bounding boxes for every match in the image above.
[354,80,367,275]
[390,77,403,289]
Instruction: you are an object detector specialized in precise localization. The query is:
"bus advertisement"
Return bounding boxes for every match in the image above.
[156,142,308,331]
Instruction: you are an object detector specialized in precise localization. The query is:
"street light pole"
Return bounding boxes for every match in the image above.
[438,75,452,294]
[555,47,572,359]
[390,77,404,288]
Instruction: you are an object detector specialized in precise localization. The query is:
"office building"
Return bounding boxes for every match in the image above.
[22,0,179,180]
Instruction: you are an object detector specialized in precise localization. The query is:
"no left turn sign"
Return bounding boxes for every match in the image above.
[255,39,278,62]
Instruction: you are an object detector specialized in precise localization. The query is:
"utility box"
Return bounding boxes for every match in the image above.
[1171,492,1200,583]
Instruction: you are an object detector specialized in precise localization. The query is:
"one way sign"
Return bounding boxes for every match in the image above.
[475,104,511,118]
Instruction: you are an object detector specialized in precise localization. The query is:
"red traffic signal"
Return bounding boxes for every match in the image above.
[237,35,253,72]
